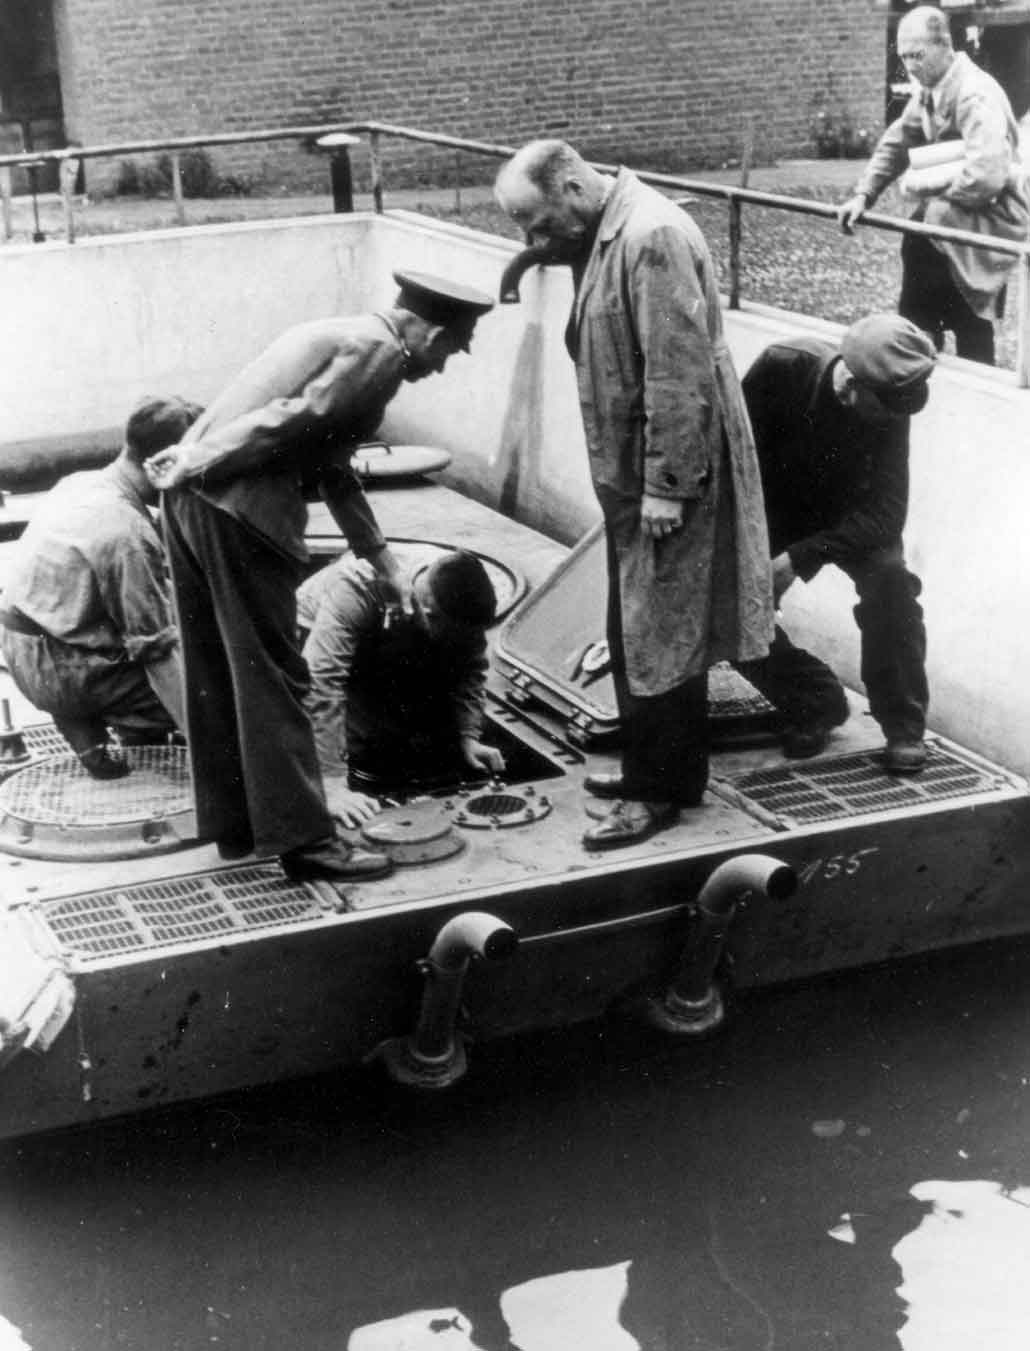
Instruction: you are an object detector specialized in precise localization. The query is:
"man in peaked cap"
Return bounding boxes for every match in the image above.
[0,395,201,777]
[144,272,493,882]
[737,313,938,773]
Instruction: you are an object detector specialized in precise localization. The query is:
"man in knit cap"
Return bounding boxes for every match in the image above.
[738,313,937,773]
[297,550,505,825]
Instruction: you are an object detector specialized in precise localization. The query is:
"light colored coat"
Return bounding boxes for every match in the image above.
[857,52,1029,317]
[566,169,772,697]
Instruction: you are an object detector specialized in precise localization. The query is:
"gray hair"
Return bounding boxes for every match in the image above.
[899,7,953,49]
[497,139,589,200]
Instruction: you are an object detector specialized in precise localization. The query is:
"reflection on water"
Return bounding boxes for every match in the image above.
[894,1180,1030,1350]
[0,1316,30,1351]
[3,936,1030,1349]
[350,1263,635,1351]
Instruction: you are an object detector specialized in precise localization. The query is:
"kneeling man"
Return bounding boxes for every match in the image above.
[0,396,198,777]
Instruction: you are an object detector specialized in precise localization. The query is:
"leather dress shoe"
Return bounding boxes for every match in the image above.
[781,705,850,760]
[584,771,627,799]
[78,744,131,779]
[882,738,927,774]
[216,835,255,861]
[281,835,392,881]
[582,799,679,852]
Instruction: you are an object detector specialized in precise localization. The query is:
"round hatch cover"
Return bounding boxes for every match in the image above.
[361,802,464,866]
[0,746,195,861]
[351,442,452,480]
[307,537,528,623]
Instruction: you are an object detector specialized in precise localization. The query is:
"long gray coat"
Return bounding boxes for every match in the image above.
[566,169,773,697]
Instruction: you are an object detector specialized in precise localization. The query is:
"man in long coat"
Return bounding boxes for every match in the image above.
[495,140,772,850]
[839,5,1029,365]
[144,272,494,881]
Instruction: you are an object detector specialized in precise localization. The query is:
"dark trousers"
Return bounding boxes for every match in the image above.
[0,629,174,755]
[163,492,334,857]
[607,536,709,805]
[740,545,928,743]
[899,232,996,366]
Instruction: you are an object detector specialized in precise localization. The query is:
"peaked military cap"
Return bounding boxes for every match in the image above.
[393,270,495,326]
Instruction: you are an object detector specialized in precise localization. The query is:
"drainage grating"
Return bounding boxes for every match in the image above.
[37,863,328,961]
[453,788,552,829]
[727,743,1006,826]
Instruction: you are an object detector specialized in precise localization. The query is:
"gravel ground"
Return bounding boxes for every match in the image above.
[4,158,1017,368]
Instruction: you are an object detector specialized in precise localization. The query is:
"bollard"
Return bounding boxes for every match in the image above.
[315,132,361,213]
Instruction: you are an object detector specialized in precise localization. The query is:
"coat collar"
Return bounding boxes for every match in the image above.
[922,50,970,124]
[568,167,637,342]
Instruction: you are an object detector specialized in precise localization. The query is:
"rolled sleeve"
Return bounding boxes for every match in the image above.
[452,640,489,743]
[99,521,178,664]
[301,569,380,776]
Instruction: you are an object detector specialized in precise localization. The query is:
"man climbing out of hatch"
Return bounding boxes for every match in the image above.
[143,271,495,883]
[738,313,937,774]
[0,395,201,779]
[296,550,505,825]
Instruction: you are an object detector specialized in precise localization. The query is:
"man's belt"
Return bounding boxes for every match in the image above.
[0,606,48,638]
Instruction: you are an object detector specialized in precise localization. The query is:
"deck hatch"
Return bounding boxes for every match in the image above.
[36,864,327,960]
[0,745,190,826]
[727,743,1005,825]
[0,745,195,860]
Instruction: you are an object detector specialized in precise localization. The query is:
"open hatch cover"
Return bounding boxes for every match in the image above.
[494,523,780,748]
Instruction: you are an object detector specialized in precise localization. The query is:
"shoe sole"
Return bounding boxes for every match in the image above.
[281,860,393,882]
[582,809,679,852]
[883,760,927,775]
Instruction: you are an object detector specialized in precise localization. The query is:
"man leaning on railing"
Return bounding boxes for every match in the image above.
[838,5,1029,367]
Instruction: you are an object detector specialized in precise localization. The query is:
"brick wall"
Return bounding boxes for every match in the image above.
[51,0,888,193]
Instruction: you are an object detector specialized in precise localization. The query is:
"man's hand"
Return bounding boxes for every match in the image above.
[323,776,382,828]
[641,494,684,539]
[772,551,797,606]
[461,737,506,775]
[838,193,868,236]
[369,545,411,616]
[143,445,190,490]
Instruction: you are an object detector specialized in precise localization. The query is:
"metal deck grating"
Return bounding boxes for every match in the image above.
[37,863,327,960]
[0,745,190,826]
[728,743,1003,825]
[22,722,72,758]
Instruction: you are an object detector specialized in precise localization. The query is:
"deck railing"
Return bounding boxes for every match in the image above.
[3,119,1028,387]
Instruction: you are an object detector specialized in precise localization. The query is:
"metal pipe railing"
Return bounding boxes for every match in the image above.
[2,119,1028,384]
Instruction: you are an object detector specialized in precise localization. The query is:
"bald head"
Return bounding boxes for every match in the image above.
[897,7,954,89]
[494,139,611,263]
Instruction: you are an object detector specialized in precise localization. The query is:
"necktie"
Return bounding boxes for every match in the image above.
[920,88,936,141]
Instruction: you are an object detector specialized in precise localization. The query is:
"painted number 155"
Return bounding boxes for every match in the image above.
[798,847,880,885]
